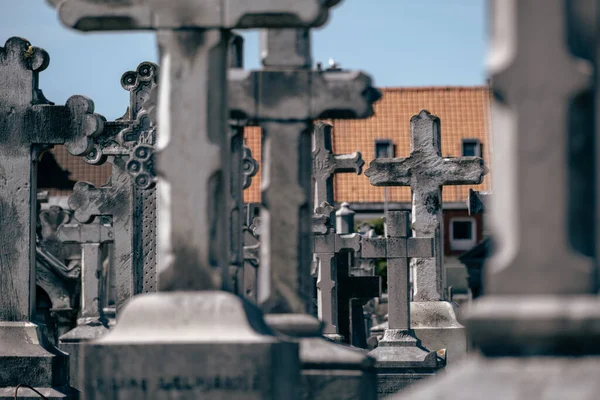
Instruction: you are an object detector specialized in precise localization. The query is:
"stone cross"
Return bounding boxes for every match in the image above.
[312,121,364,225]
[392,2,600,399]
[362,212,434,331]
[57,221,113,390]
[230,28,381,314]
[365,110,485,301]
[54,2,338,398]
[0,37,103,323]
[0,36,102,396]
[68,62,159,314]
[312,213,362,339]
[57,222,113,320]
[366,211,440,396]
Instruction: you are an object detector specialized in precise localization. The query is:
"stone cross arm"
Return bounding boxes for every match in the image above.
[229,69,381,122]
[364,109,486,187]
[58,223,113,245]
[365,155,485,187]
[55,0,339,31]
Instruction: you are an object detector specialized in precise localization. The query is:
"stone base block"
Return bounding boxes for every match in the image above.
[59,320,109,391]
[266,314,377,400]
[377,372,437,399]
[411,302,467,366]
[83,291,300,399]
[370,302,467,366]
[0,322,76,398]
[368,329,442,398]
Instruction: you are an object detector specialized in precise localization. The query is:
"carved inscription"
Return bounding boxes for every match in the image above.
[93,374,261,394]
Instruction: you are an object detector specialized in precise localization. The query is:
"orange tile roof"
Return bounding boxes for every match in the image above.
[46,86,491,205]
[46,146,112,197]
[244,86,492,204]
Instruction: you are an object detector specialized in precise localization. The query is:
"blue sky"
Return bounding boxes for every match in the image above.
[1,1,487,120]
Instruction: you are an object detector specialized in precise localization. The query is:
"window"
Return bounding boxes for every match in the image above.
[462,139,482,157]
[375,139,394,159]
[449,217,477,251]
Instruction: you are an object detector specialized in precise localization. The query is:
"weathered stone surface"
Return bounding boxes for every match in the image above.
[392,356,600,400]
[365,110,485,302]
[313,229,362,336]
[57,222,113,391]
[0,36,102,397]
[313,122,363,226]
[68,61,159,315]
[229,29,380,315]
[83,292,300,399]
[391,1,600,399]
[366,212,442,397]
[265,313,377,400]
[56,0,337,31]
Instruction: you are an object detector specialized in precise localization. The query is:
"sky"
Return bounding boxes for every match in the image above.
[1,1,487,120]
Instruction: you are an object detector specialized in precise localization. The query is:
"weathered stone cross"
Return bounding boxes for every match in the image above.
[312,121,364,225]
[0,36,102,395]
[365,211,441,396]
[230,28,381,314]
[0,37,103,322]
[55,2,338,397]
[57,221,113,390]
[68,62,158,313]
[365,110,485,301]
[312,211,363,339]
[57,222,113,321]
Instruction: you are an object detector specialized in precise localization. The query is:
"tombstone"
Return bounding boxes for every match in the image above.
[365,110,486,365]
[230,27,380,400]
[54,1,341,398]
[67,61,159,317]
[392,1,600,399]
[0,36,103,398]
[57,221,113,391]
[365,211,443,397]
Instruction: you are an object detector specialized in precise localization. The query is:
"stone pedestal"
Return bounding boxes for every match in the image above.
[393,355,600,400]
[266,314,377,400]
[59,319,109,391]
[411,302,467,366]
[0,322,78,399]
[368,329,441,399]
[370,302,467,366]
[82,291,300,399]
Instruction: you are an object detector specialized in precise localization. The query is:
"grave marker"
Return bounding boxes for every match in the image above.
[391,1,600,399]
[365,211,442,396]
[57,221,113,391]
[312,122,364,225]
[365,110,486,301]
[0,36,102,398]
[54,1,340,398]
[365,110,484,365]
[231,27,380,400]
[68,61,159,315]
